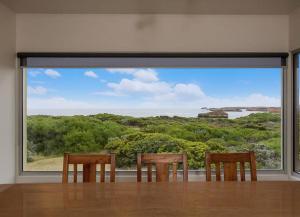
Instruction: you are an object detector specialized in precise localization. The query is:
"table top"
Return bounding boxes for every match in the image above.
[0,181,300,217]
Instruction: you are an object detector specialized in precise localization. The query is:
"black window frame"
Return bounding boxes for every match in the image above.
[293,49,300,174]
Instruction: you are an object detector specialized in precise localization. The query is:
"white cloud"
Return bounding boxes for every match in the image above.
[174,83,205,98]
[28,86,48,95]
[28,97,94,109]
[44,69,61,78]
[151,84,205,102]
[84,71,98,78]
[105,68,205,99]
[107,79,172,94]
[142,93,280,110]
[106,68,158,82]
[100,70,281,109]
[155,93,280,108]
[205,94,280,108]
[132,69,158,82]
[106,76,204,100]
[234,93,280,107]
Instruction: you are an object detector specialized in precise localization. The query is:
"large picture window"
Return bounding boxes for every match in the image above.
[19,54,286,172]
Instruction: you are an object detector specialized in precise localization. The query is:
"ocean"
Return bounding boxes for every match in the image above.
[27,108,262,119]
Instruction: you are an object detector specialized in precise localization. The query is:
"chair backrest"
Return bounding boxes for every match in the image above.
[137,153,188,182]
[205,151,257,182]
[62,153,115,183]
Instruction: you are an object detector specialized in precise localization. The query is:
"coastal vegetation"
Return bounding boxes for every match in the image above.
[26,112,281,170]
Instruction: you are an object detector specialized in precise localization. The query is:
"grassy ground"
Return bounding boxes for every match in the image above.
[24,156,112,171]
[24,156,64,171]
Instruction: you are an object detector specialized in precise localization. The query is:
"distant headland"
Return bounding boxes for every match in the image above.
[201,107,281,113]
[198,107,281,118]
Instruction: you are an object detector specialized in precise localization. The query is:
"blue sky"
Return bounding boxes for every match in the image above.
[26,67,282,112]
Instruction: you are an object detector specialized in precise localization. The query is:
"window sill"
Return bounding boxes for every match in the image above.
[290,172,300,181]
[16,172,289,183]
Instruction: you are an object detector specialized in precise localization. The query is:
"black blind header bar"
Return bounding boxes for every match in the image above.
[18,52,289,68]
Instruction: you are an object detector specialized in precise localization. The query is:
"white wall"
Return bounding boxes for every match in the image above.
[0,3,16,184]
[290,7,300,50]
[16,14,289,52]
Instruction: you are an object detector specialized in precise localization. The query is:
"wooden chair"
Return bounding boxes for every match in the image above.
[62,153,116,183]
[205,151,257,182]
[137,153,188,182]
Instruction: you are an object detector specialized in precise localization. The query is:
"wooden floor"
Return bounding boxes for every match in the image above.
[0,182,300,217]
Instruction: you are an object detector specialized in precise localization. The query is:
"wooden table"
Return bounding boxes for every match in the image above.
[0,182,300,217]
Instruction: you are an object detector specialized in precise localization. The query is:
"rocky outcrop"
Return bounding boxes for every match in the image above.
[198,110,228,118]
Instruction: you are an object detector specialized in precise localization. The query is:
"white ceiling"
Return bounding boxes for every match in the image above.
[0,0,299,14]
